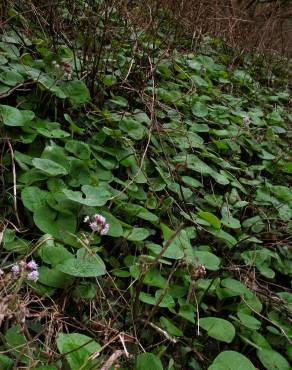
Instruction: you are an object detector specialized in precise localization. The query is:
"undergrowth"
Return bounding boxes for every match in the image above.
[0,1,291,369]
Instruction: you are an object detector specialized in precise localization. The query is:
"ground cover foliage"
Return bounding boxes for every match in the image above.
[0,1,292,369]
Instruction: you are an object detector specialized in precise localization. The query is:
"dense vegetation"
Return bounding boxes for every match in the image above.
[0,2,291,369]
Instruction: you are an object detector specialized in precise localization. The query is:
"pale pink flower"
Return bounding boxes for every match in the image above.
[94,214,106,224]
[100,223,110,235]
[11,264,20,275]
[27,270,39,282]
[27,260,38,270]
[243,116,251,125]
[89,222,99,232]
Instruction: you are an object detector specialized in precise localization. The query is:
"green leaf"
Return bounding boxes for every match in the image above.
[62,80,91,106]
[33,206,76,241]
[56,333,100,370]
[32,158,68,176]
[0,105,34,126]
[159,317,183,337]
[257,349,290,370]
[0,68,24,86]
[221,278,252,298]
[139,291,175,308]
[144,268,168,288]
[58,249,106,277]
[0,355,14,370]
[160,224,192,260]
[65,140,91,159]
[63,184,111,206]
[136,353,163,370]
[21,186,48,212]
[125,227,150,241]
[197,211,221,229]
[38,266,73,288]
[237,312,261,330]
[191,102,208,117]
[119,117,146,140]
[38,240,73,265]
[199,317,235,343]
[73,282,98,300]
[193,251,221,271]
[208,351,255,370]
[5,325,27,362]
[27,70,67,98]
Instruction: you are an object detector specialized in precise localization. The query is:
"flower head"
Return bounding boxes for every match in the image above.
[84,214,109,235]
[243,116,251,125]
[11,264,20,275]
[27,260,38,270]
[27,270,39,282]
[94,214,106,224]
[89,221,99,232]
[100,223,110,235]
[198,265,206,277]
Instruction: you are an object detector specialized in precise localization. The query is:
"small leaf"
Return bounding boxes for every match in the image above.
[159,316,183,337]
[197,211,221,229]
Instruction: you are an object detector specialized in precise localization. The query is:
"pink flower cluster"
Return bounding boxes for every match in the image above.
[11,260,39,282]
[84,214,109,235]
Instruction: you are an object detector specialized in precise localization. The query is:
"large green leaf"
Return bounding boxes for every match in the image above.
[61,80,91,106]
[197,211,221,229]
[191,101,209,117]
[208,351,255,370]
[0,67,24,86]
[56,333,100,370]
[58,249,106,277]
[119,117,146,140]
[193,251,221,271]
[199,317,235,343]
[136,353,163,370]
[38,266,73,288]
[32,158,68,176]
[65,140,91,159]
[125,227,150,241]
[257,349,290,370]
[63,184,111,206]
[21,186,48,212]
[33,206,76,241]
[0,105,34,126]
